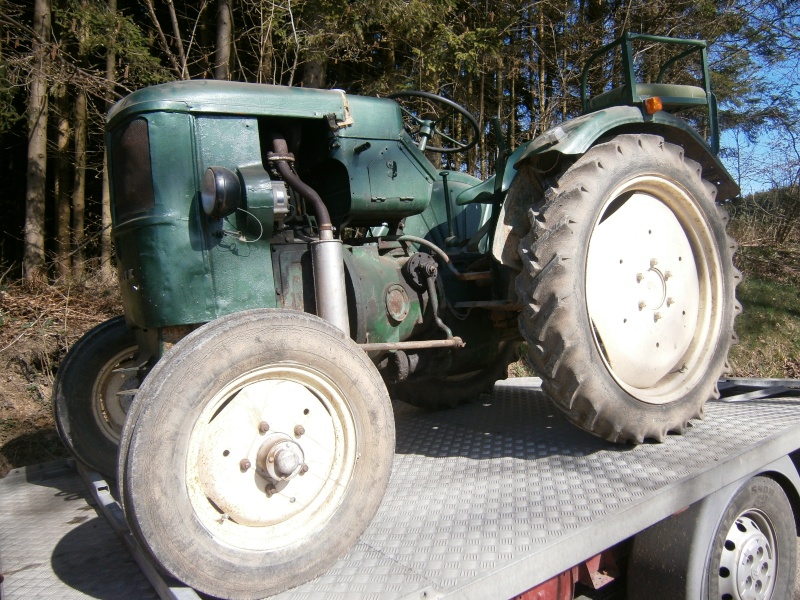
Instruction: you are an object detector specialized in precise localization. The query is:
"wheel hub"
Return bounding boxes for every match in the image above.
[718,514,777,600]
[639,265,667,310]
[93,347,139,443]
[586,189,703,394]
[257,433,305,481]
[190,375,352,530]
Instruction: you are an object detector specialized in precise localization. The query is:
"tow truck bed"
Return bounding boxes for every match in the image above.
[2,378,799,600]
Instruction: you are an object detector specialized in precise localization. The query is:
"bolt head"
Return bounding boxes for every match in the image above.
[294,425,305,437]
[239,459,251,472]
[258,421,270,434]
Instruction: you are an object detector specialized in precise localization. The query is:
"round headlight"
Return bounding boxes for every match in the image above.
[201,166,241,219]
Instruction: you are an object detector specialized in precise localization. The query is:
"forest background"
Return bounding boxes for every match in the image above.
[0,0,799,474]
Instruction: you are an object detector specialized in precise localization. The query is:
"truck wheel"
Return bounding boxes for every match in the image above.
[119,309,394,599]
[53,316,138,477]
[628,475,797,600]
[708,477,796,600]
[515,134,740,443]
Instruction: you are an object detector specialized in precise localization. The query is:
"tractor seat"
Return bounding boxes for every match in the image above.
[586,83,707,113]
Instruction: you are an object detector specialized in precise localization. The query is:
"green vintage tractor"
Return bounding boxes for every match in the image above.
[53,33,740,598]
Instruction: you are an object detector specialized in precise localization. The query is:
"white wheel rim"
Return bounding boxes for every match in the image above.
[91,346,139,443]
[585,176,723,404]
[186,364,357,551]
[718,510,778,600]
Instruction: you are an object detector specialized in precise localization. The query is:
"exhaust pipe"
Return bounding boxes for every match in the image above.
[268,132,350,335]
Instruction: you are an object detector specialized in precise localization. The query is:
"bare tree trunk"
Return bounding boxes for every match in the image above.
[300,10,325,88]
[214,0,232,80]
[23,0,51,282]
[166,0,188,78]
[144,0,188,79]
[99,0,117,283]
[72,90,87,280]
[479,72,486,177]
[54,83,71,279]
[510,75,516,148]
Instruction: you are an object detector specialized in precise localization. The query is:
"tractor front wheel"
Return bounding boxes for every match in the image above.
[118,309,395,599]
[515,134,740,443]
[53,316,138,477]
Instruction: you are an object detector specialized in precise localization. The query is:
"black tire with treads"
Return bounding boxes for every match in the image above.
[119,309,395,599]
[53,316,138,477]
[514,134,741,443]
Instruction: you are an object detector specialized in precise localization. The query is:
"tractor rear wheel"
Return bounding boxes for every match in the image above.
[515,134,740,443]
[118,309,394,599]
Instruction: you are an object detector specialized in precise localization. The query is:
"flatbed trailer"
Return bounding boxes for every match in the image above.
[2,378,799,600]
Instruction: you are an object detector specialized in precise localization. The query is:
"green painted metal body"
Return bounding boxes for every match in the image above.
[106,79,499,373]
[106,34,736,375]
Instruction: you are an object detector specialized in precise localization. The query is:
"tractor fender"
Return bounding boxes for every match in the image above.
[492,105,738,270]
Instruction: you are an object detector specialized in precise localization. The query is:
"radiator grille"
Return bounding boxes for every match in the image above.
[111,118,155,222]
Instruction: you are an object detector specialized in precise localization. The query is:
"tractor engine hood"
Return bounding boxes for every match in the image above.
[107,80,354,129]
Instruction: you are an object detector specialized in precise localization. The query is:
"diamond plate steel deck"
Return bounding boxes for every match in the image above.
[274,378,800,600]
[0,460,156,599]
[2,379,799,600]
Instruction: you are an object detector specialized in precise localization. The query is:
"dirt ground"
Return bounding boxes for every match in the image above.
[0,279,122,478]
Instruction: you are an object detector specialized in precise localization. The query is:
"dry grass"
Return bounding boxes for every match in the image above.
[0,276,122,477]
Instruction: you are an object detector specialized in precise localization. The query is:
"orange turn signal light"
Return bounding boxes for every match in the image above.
[645,96,663,114]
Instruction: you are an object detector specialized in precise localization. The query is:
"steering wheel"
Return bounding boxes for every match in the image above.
[388,90,479,154]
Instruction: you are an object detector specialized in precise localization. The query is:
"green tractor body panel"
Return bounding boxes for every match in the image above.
[107,80,356,126]
[500,106,736,197]
[107,79,497,368]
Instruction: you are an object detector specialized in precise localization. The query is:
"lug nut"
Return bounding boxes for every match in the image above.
[654,312,662,322]
[638,301,647,310]
[258,421,270,434]
[294,425,305,438]
[239,459,251,472]
[636,273,644,283]
[265,484,277,498]
[664,271,672,280]
[667,297,675,307]
[300,464,309,475]
[650,258,658,268]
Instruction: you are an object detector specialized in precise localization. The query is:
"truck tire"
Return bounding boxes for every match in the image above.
[53,316,138,478]
[119,309,395,599]
[708,477,796,600]
[628,475,797,600]
[515,134,740,443]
